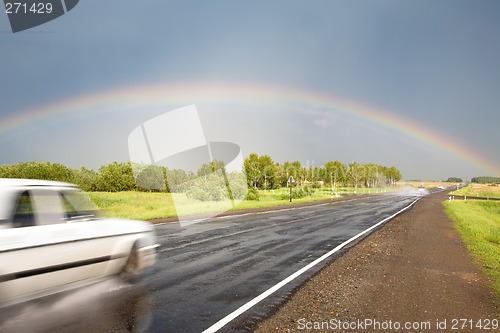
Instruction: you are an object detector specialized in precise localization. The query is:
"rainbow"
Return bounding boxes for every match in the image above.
[1,82,498,176]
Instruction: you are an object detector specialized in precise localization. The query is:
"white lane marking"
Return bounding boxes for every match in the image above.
[202,198,420,333]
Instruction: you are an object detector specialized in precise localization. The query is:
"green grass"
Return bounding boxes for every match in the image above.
[451,184,500,199]
[444,200,500,299]
[235,187,332,209]
[90,188,336,220]
[89,186,398,220]
[90,192,177,220]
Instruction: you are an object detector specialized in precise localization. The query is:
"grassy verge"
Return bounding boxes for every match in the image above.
[90,192,176,220]
[444,200,500,299]
[451,183,500,199]
[89,186,397,220]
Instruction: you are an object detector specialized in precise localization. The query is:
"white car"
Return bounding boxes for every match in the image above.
[0,178,158,306]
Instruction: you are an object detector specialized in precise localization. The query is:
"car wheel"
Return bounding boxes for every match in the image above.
[121,245,140,281]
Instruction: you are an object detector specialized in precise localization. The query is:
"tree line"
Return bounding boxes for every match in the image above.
[243,153,402,192]
[445,177,463,183]
[0,161,132,192]
[0,156,403,193]
[471,176,500,184]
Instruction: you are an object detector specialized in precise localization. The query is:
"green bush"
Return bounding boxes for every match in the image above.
[245,187,260,201]
[186,173,230,201]
[292,187,306,199]
[278,186,315,200]
[226,172,248,200]
[73,167,99,191]
[0,161,75,183]
[165,169,195,193]
[97,162,137,192]
[133,164,167,192]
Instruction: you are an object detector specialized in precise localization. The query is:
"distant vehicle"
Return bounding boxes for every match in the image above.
[417,185,426,192]
[437,186,445,190]
[0,179,159,306]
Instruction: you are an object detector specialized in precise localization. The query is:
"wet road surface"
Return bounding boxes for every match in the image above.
[0,192,423,333]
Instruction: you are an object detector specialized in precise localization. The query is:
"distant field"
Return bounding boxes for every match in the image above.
[452,183,500,199]
[89,186,399,220]
[444,200,500,299]
[404,181,453,189]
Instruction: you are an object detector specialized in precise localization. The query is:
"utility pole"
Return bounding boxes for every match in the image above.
[288,176,295,202]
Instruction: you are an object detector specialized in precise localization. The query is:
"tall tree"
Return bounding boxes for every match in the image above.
[323,161,347,188]
[243,154,275,189]
[283,161,304,184]
[244,153,261,188]
[385,166,402,186]
[348,162,364,192]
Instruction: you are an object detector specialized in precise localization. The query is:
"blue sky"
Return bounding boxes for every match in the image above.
[0,0,499,180]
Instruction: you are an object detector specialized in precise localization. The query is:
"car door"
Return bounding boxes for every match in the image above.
[0,188,106,303]
[57,188,123,278]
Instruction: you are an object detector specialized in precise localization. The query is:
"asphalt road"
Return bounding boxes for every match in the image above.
[0,191,424,333]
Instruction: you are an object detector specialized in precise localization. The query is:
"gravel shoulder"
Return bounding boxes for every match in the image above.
[254,191,499,332]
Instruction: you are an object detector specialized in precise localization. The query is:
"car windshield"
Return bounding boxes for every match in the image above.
[61,189,99,221]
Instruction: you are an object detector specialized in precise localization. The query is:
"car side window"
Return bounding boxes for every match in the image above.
[60,189,99,221]
[12,191,35,228]
[30,189,65,225]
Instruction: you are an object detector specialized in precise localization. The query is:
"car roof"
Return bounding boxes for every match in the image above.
[0,178,76,188]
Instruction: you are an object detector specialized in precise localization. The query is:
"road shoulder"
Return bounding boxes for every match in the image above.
[255,191,498,332]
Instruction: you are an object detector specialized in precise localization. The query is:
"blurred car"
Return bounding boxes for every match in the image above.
[0,178,158,306]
